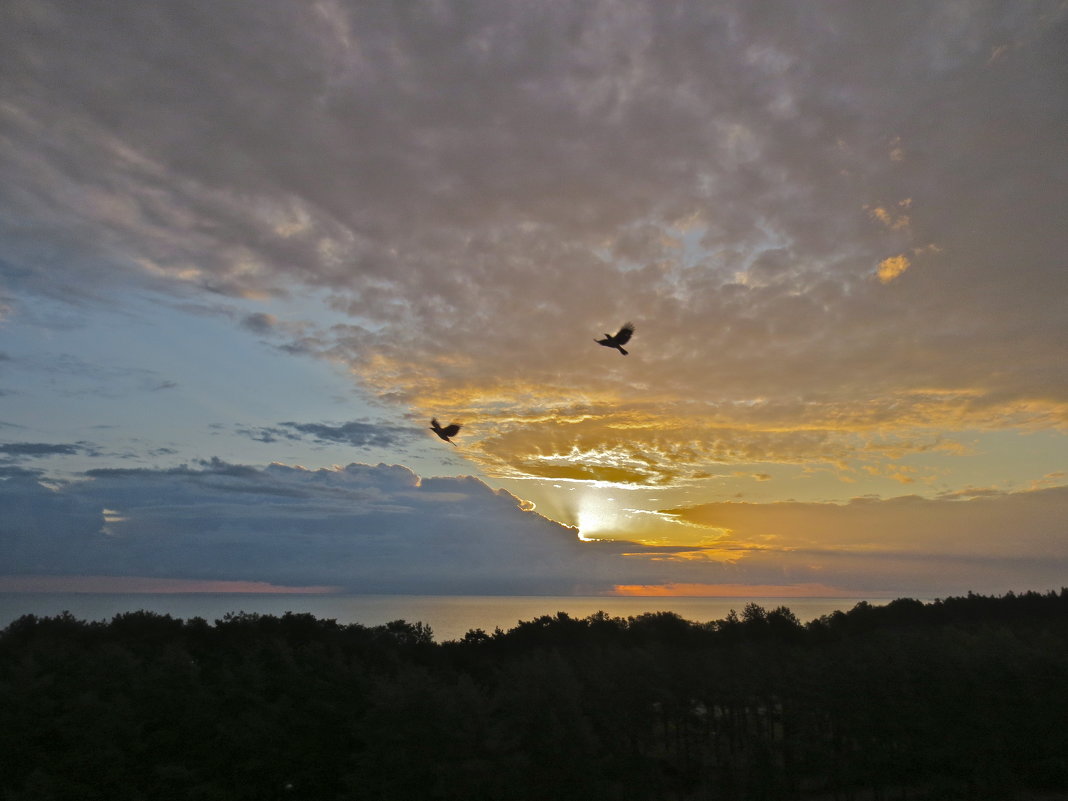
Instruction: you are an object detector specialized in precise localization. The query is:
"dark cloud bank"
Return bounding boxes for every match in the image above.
[3,460,1067,597]
[0,461,623,594]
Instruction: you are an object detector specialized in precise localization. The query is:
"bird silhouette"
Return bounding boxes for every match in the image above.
[595,322,635,355]
[429,418,462,445]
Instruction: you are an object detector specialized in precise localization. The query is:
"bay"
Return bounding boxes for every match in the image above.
[0,593,901,642]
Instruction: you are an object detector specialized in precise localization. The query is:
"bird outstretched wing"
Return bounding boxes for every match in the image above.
[614,323,635,345]
[441,423,462,437]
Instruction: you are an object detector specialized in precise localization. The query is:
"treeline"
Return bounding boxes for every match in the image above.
[2,590,1068,800]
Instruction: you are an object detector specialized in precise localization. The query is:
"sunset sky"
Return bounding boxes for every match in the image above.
[2,1,1066,598]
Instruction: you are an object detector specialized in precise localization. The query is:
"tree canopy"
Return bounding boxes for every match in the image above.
[2,590,1067,799]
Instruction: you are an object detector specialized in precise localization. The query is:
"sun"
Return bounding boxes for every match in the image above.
[575,495,622,541]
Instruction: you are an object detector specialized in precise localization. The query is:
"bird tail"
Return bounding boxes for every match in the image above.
[618,346,628,356]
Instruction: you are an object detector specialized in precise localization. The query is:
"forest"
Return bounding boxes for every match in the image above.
[2,590,1067,801]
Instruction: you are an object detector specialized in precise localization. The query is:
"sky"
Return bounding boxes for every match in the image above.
[2,0,1066,599]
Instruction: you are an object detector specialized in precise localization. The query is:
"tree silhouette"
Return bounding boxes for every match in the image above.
[3,591,1068,799]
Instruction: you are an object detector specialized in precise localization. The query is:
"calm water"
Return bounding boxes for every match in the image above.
[0,593,894,642]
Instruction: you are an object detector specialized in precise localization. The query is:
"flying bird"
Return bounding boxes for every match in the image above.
[430,418,462,445]
[595,322,635,355]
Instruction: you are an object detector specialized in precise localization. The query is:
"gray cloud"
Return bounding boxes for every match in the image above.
[0,442,83,457]
[237,420,416,450]
[237,426,302,445]
[1,460,633,593]
[241,312,279,335]
[0,466,44,479]
[237,311,311,342]
[279,420,416,449]
[0,476,106,573]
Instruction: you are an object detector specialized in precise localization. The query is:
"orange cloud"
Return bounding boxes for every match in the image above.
[613,582,861,597]
[450,391,1067,489]
[660,485,1068,560]
[877,254,911,283]
[867,204,910,230]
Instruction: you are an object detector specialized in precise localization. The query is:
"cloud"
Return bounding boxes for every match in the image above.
[876,254,911,284]
[651,485,1068,595]
[278,421,416,449]
[1,1,1066,490]
[0,476,106,573]
[0,442,83,457]
[0,460,630,594]
[5,352,179,399]
[237,311,310,342]
[2,460,1065,597]
[460,410,979,487]
[241,312,279,335]
[237,420,416,450]
[0,466,45,479]
[0,441,107,477]
[237,426,302,445]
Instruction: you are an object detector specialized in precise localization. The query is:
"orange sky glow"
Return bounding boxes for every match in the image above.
[612,583,871,598]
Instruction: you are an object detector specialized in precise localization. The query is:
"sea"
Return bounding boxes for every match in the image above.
[0,594,895,642]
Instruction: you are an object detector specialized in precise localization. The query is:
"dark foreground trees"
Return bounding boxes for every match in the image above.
[2,591,1068,800]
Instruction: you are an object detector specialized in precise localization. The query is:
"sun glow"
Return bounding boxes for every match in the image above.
[576,508,611,541]
[575,495,624,541]
[567,489,717,546]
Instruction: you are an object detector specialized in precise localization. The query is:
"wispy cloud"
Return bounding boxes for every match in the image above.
[3,352,179,399]
[0,442,83,457]
[237,420,417,450]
